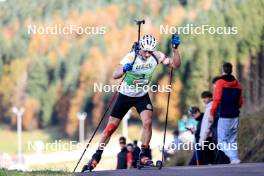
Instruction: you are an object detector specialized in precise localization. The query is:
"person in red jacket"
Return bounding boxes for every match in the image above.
[209,62,243,164]
[126,143,134,169]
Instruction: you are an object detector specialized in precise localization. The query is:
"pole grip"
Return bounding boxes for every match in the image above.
[134,19,145,42]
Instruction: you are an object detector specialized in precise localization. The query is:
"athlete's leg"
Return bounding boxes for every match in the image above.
[140,110,153,146]
[135,94,153,146]
[82,93,132,172]
[99,116,121,148]
[82,116,121,172]
[100,93,131,147]
[139,110,154,164]
[135,94,154,165]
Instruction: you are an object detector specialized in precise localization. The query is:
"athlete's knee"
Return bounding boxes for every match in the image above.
[103,122,118,137]
[143,119,152,130]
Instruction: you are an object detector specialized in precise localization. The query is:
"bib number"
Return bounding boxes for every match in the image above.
[133,74,149,87]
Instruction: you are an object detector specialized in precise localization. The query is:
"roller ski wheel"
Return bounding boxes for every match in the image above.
[137,160,163,170]
[137,160,142,170]
[137,159,163,170]
[156,160,163,170]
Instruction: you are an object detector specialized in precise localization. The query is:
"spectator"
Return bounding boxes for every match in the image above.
[178,115,188,133]
[116,137,129,169]
[210,77,230,164]
[162,129,183,161]
[210,77,221,147]
[199,91,215,164]
[199,91,213,144]
[188,107,203,143]
[209,62,243,164]
[178,114,197,143]
[132,140,140,168]
[188,107,204,165]
[171,129,182,151]
[126,143,134,169]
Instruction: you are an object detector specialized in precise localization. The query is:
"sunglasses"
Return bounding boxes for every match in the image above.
[142,50,153,54]
[119,141,126,145]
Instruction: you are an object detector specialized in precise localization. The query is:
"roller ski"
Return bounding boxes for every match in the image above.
[137,145,163,170]
[137,158,163,170]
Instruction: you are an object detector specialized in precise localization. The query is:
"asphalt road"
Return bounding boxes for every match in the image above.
[76,163,264,176]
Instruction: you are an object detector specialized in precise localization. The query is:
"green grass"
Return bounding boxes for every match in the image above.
[238,109,264,162]
[0,169,70,176]
[0,125,71,154]
[30,161,74,171]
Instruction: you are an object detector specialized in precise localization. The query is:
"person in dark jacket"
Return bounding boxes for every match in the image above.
[188,107,205,165]
[189,107,204,143]
[132,140,140,168]
[209,62,243,164]
[117,137,132,169]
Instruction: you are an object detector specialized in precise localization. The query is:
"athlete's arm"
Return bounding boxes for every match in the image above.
[156,33,181,69]
[170,34,181,68]
[170,48,181,68]
[154,49,181,69]
[113,52,134,79]
[112,65,124,79]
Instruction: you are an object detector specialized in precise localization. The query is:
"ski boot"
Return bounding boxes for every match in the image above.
[137,145,154,168]
[137,145,163,170]
[81,149,103,172]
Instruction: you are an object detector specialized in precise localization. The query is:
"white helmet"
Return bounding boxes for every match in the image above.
[139,35,157,51]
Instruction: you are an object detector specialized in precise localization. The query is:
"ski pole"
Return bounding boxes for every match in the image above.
[194,143,200,166]
[162,67,173,163]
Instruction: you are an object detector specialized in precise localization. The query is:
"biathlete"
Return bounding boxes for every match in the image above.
[82,34,181,172]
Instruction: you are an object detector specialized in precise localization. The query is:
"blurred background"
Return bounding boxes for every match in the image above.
[0,0,263,172]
